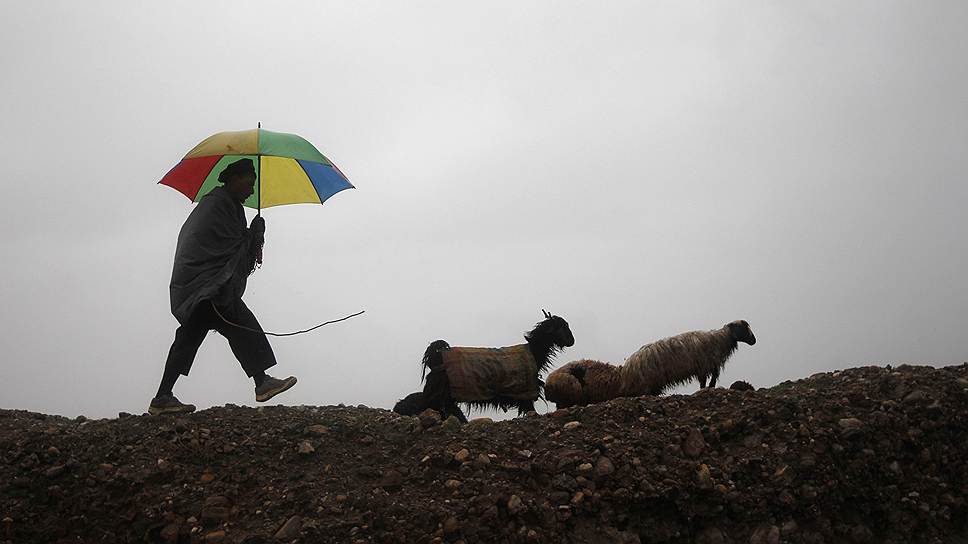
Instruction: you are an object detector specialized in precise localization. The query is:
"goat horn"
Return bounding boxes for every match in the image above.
[543,309,551,318]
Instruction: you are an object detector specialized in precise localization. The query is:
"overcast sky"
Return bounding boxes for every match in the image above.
[1,1,965,419]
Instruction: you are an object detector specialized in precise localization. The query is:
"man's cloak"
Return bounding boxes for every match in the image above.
[169,187,260,323]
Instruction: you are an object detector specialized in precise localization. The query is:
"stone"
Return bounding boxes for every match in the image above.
[445,479,462,489]
[204,496,229,508]
[838,418,864,437]
[695,527,724,544]
[553,473,578,491]
[799,453,816,467]
[683,427,706,458]
[204,530,226,543]
[696,464,713,489]
[507,495,524,514]
[454,449,471,463]
[749,525,780,544]
[800,484,818,501]
[306,424,329,436]
[903,389,928,403]
[441,416,462,432]
[201,506,231,523]
[778,489,796,505]
[773,465,794,484]
[160,523,180,543]
[297,441,315,455]
[418,409,441,429]
[850,524,873,542]
[563,421,581,431]
[274,515,302,540]
[594,456,615,478]
[443,516,460,534]
[379,470,404,489]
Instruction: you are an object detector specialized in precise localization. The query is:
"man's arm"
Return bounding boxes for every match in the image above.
[246,215,265,272]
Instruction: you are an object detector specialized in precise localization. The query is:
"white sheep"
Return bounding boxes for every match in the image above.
[545,320,756,408]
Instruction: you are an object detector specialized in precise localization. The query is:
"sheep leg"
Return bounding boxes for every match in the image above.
[445,402,468,423]
[709,368,720,388]
[517,400,536,416]
[698,374,708,389]
[423,368,465,421]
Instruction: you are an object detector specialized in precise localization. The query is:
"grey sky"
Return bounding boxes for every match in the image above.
[1,1,965,419]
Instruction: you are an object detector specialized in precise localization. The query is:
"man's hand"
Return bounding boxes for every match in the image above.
[250,215,266,235]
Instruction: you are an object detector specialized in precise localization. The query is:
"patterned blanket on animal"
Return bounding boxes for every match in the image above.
[442,345,539,402]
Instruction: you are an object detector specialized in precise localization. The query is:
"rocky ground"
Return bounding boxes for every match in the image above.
[2,363,967,544]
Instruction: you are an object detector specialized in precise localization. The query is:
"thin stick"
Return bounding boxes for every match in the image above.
[211,301,365,337]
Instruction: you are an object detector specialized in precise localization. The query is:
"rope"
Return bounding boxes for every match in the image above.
[211,301,365,337]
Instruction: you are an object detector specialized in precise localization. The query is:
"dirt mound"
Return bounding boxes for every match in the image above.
[2,364,967,543]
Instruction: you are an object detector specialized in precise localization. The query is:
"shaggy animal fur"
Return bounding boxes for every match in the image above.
[392,392,428,416]
[417,310,574,420]
[729,380,755,391]
[545,320,755,408]
[544,359,623,408]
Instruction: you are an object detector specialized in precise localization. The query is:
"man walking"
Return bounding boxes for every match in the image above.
[150,158,296,415]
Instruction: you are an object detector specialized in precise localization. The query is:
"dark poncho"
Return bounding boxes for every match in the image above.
[169,187,262,323]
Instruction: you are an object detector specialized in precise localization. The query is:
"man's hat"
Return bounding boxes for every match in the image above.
[217,158,256,183]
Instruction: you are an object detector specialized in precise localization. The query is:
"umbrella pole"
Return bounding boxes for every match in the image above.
[254,153,264,267]
[255,122,263,266]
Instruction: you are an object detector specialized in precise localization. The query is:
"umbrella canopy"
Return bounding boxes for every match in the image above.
[159,128,353,210]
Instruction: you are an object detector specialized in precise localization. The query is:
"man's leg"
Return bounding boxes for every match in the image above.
[212,299,295,401]
[212,299,277,378]
[151,308,210,414]
[157,311,211,396]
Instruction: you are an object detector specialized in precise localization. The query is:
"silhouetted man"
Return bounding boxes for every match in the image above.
[149,158,296,415]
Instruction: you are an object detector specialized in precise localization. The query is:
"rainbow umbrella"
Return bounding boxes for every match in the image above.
[159,128,353,211]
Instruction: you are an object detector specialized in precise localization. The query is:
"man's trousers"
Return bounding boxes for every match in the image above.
[165,299,276,378]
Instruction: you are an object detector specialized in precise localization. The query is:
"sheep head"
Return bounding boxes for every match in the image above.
[725,320,756,345]
[552,318,576,347]
[539,310,575,347]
